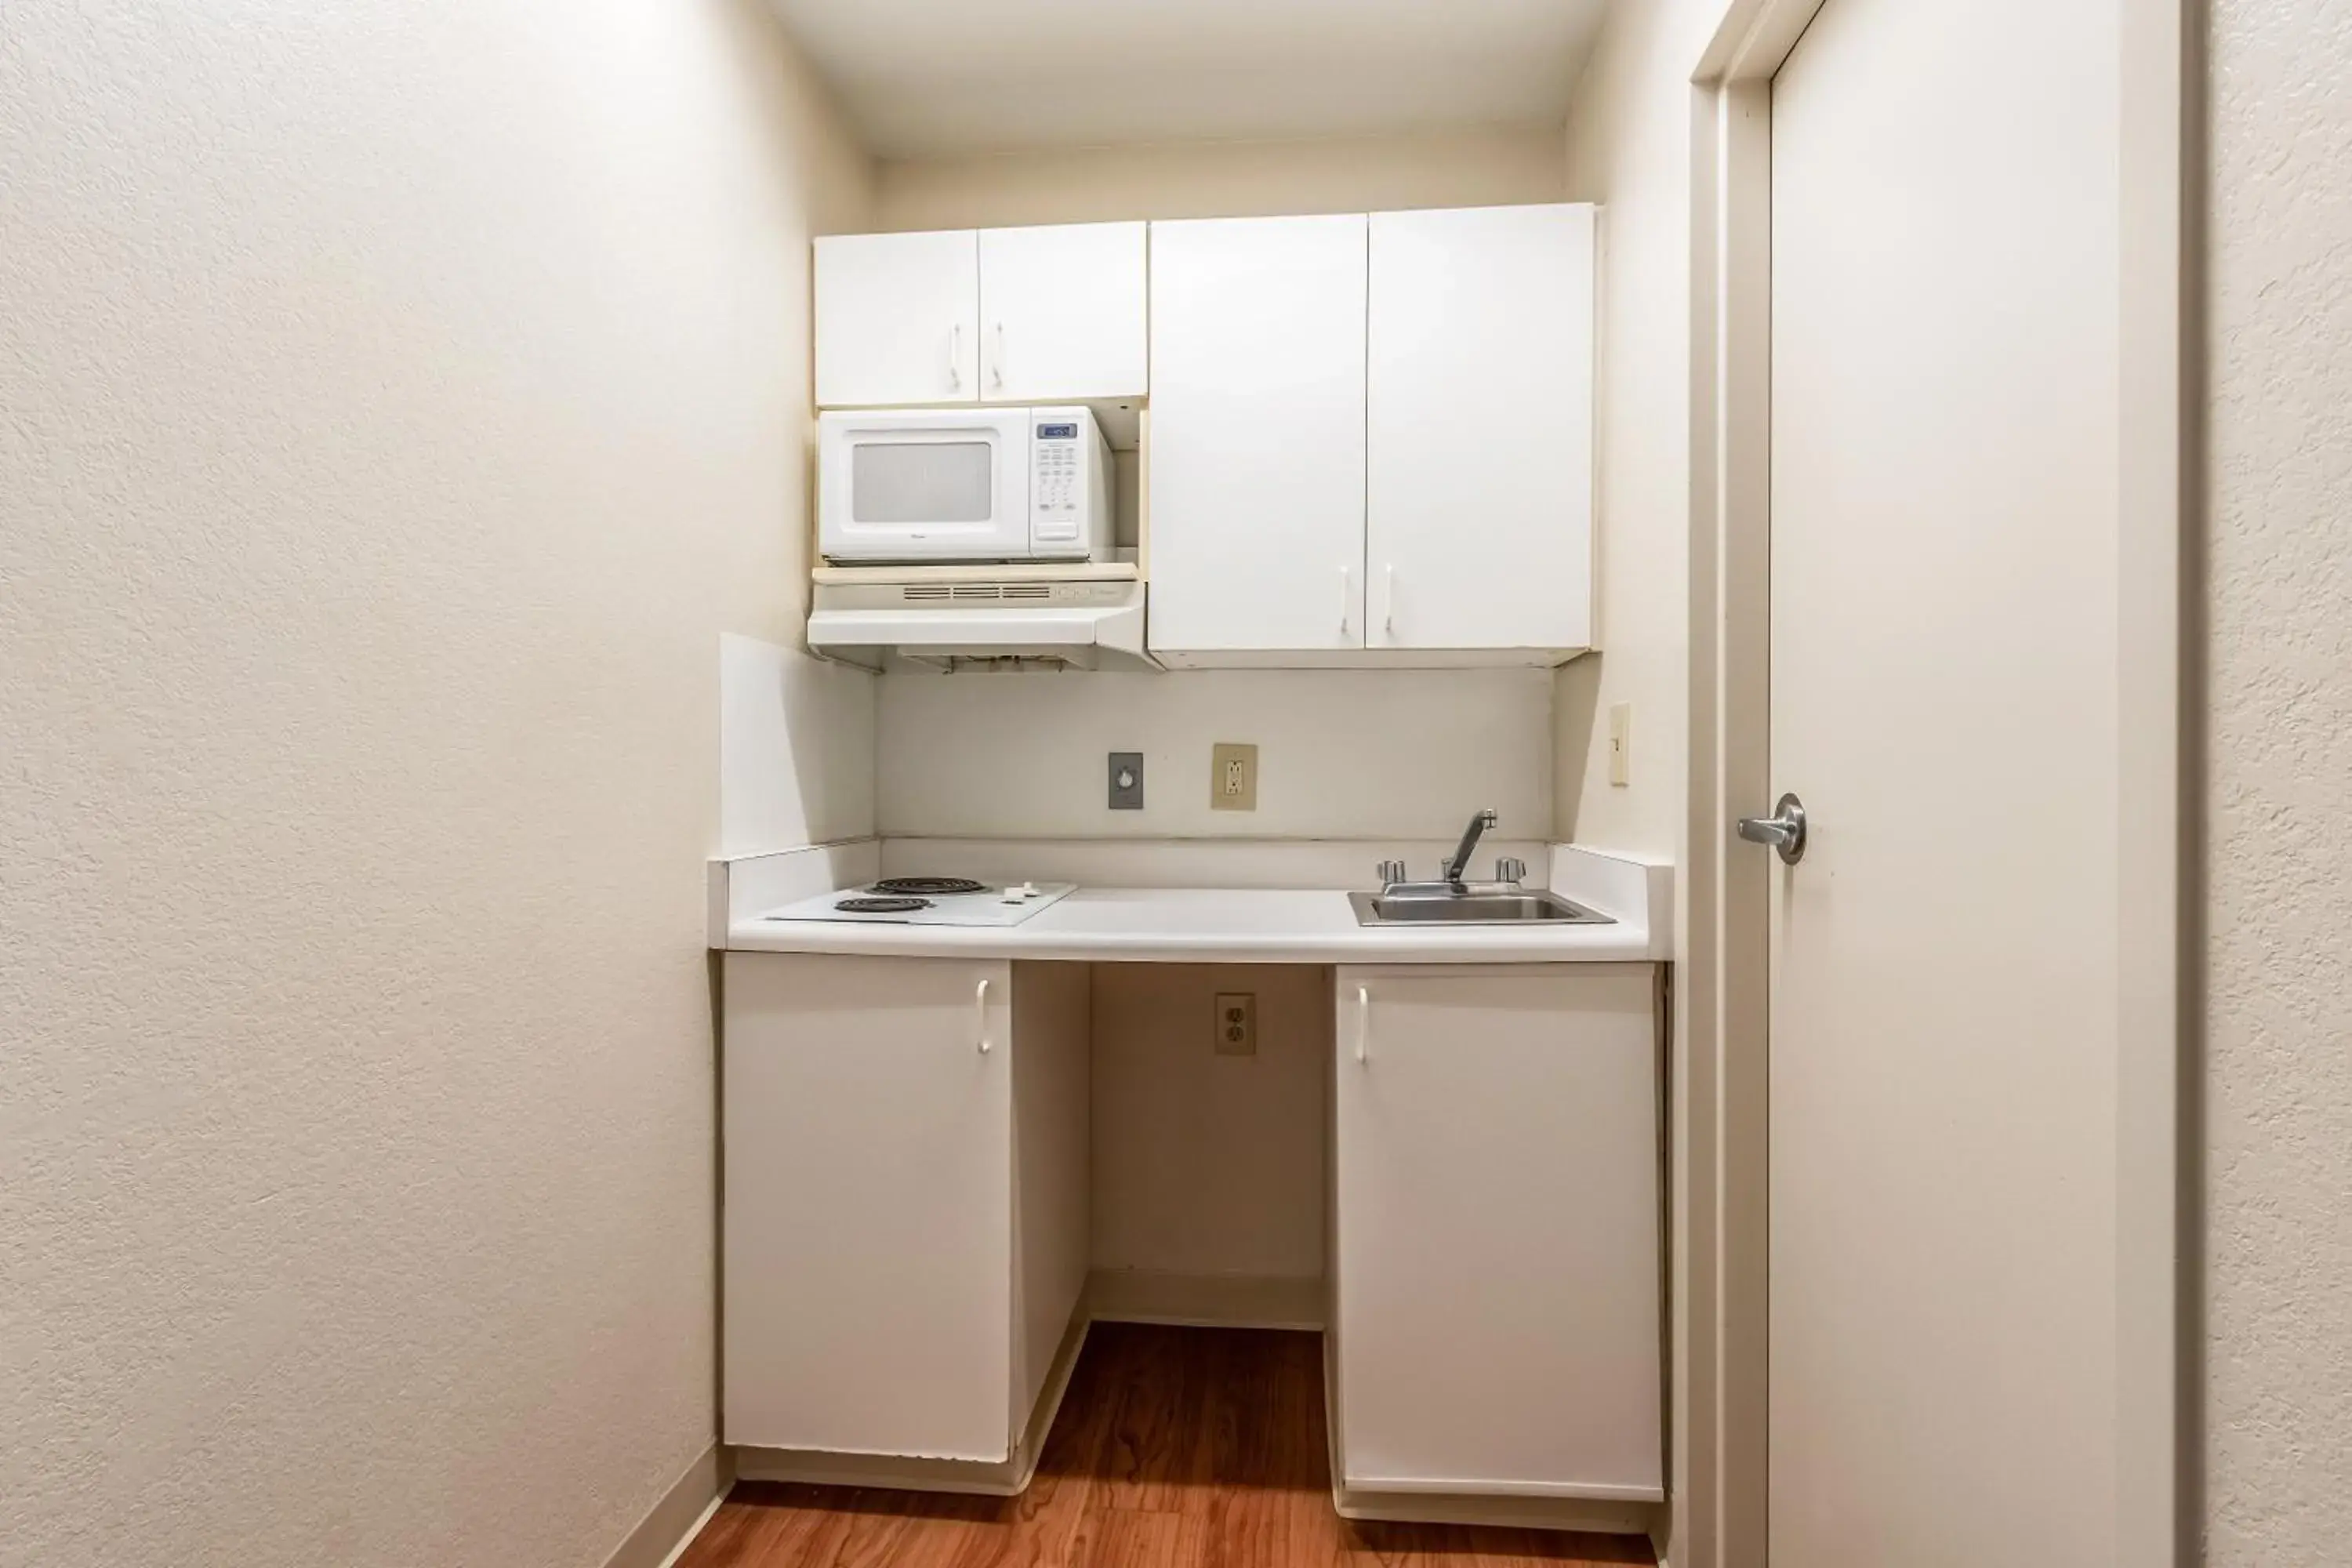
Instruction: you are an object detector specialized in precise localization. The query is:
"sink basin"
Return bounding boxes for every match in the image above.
[1347,889,1615,927]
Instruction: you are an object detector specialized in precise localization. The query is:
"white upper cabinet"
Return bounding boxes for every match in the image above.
[1367,204,1595,652]
[815,224,1145,408]
[815,229,981,407]
[978,222,1147,401]
[1147,214,1370,655]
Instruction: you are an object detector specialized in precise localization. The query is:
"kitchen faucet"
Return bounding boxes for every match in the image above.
[1441,808,1499,888]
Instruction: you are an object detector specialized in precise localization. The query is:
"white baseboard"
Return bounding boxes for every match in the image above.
[602,1443,731,1568]
[1085,1268,1325,1330]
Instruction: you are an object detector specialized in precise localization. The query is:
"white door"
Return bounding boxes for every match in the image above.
[1764,0,2122,1562]
[721,953,1013,1461]
[1333,966,1663,1501]
[1367,205,1594,652]
[1147,214,1369,654]
[978,221,1147,402]
[814,229,979,407]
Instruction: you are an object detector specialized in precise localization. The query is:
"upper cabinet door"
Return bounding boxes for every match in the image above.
[1148,214,1370,653]
[815,230,980,406]
[978,222,1147,402]
[1367,205,1595,652]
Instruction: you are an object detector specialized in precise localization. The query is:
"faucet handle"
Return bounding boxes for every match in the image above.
[1495,857,1527,886]
[1376,858,1407,889]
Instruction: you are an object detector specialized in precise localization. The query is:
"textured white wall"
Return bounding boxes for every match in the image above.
[0,5,869,1566]
[873,125,1566,232]
[2204,1,2352,1559]
[1550,0,1724,859]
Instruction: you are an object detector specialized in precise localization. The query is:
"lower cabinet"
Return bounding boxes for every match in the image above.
[1331,964,1664,1504]
[721,953,1089,1472]
[722,950,1663,1515]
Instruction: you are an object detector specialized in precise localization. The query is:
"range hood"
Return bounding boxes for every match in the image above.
[807,577,1157,672]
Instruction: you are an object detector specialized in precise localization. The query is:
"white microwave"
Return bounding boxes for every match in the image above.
[817,405,1113,564]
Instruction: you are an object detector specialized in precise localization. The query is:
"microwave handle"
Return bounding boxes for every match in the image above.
[947,323,963,392]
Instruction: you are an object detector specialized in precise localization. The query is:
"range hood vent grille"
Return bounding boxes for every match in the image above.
[895,583,1062,604]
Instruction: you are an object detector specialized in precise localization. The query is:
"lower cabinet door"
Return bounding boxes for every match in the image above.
[723,953,1013,1461]
[1333,964,1664,1501]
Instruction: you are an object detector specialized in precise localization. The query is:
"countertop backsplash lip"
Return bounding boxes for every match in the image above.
[710,837,1671,962]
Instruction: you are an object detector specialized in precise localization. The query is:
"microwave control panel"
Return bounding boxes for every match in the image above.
[1033,419,1084,543]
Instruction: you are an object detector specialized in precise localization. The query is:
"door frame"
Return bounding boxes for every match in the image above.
[1679,2,2201,1564]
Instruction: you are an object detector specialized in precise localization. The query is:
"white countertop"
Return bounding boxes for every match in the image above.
[720,850,1669,965]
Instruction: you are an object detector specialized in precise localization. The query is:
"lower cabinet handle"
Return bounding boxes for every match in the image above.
[1355,985,1370,1063]
[975,976,993,1054]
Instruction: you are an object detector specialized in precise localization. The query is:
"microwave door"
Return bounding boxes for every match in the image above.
[826,412,1031,562]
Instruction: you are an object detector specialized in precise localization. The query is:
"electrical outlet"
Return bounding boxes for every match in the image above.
[1214,992,1258,1056]
[1608,702,1632,787]
[1210,742,1258,811]
[1109,751,1144,810]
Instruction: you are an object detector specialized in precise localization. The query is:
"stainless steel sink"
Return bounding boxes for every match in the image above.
[1347,889,1615,927]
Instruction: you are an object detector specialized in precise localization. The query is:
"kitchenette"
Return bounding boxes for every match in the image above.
[709,193,1668,1544]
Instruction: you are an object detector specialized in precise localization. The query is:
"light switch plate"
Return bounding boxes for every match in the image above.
[1608,703,1632,787]
[1214,992,1258,1056]
[1210,742,1258,811]
[1109,751,1144,810]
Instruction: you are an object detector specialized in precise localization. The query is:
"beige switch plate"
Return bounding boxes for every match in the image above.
[1608,702,1632,786]
[1214,992,1258,1055]
[1210,742,1258,811]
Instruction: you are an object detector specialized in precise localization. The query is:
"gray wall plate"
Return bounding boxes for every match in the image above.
[1108,751,1144,810]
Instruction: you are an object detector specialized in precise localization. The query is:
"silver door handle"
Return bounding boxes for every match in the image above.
[1737,793,1807,864]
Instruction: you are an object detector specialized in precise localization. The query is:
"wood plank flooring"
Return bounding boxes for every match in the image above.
[679,1323,1656,1568]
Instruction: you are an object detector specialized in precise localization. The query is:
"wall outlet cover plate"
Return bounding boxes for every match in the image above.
[1214,992,1258,1055]
[1109,751,1145,810]
[1210,742,1258,811]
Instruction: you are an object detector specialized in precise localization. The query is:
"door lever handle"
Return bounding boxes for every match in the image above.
[1737,793,1807,865]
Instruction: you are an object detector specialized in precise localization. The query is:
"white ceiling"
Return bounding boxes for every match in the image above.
[770,0,1610,160]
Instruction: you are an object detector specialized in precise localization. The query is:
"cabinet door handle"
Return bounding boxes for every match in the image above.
[948,323,964,391]
[1355,985,1370,1063]
[1338,564,1352,637]
[975,976,992,1054]
[1382,563,1396,637]
[990,321,1006,390]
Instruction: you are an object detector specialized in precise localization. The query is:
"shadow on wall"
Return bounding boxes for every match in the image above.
[1553,651,1605,840]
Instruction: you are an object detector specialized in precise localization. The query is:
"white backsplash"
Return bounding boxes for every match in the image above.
[877,667,1552,841]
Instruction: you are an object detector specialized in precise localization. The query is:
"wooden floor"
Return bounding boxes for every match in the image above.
[679,1323,1656,1568]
